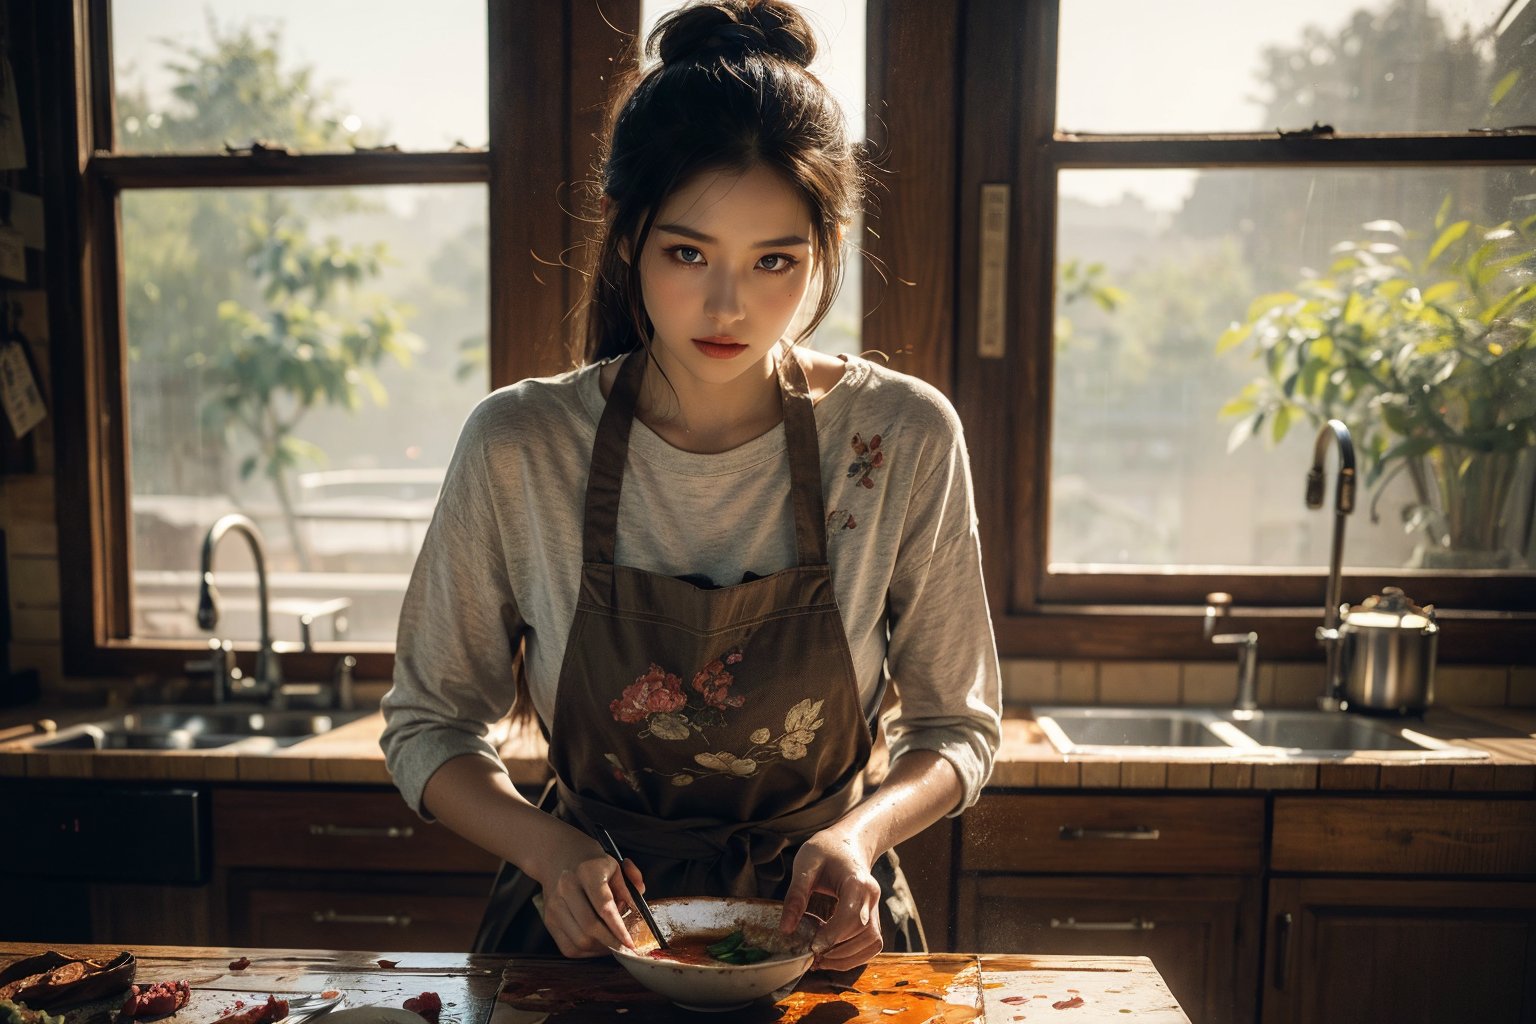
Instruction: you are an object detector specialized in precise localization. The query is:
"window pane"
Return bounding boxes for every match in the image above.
[1051,166,1536,574]
[124,185,487,644]
[639,0,866,356]
[1058,0,1534,134]
[112,2,487,153]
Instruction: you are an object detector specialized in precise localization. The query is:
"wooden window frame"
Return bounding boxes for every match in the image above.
[47,0,636,681]
[944,0,1535,663]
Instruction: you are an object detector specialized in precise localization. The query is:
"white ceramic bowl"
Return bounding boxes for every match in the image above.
[609,896,817,1012]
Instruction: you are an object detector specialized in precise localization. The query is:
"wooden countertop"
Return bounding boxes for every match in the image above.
[0,941,1189,1023]
[1,704,1533,793]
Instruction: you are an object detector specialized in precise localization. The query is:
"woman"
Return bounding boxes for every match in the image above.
[380,0,1001,972]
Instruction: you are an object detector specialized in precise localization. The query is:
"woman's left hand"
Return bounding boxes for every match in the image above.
[779,832,883,971]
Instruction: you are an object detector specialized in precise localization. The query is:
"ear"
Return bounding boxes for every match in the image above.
[602,197,635,266]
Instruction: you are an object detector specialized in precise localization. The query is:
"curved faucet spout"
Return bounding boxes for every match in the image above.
[1307,419,1355,704]
[197,513,283,694]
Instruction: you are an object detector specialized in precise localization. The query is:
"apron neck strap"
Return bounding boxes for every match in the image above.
[582,346,828,567]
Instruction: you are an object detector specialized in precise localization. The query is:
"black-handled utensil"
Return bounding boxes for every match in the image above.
[599,827,669,949]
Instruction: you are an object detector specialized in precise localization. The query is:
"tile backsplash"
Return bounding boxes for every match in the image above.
[1002,659,1535,708]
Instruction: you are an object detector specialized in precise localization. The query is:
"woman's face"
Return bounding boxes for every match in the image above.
[635,165,816,388]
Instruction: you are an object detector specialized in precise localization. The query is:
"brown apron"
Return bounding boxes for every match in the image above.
[473,349,923,954]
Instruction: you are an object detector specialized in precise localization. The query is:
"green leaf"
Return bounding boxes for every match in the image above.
[1434,194,1454,232]
[1490,69,1521,108]
[1246,292,1300,321]
[1218,396,1257,419]
[1426,220,1469,268]
[1227,412,1262,454]
[1482,283,1536,324]
[1271,404,1294,444]
[1216,322,1252,354]
[1420,281,1460,305]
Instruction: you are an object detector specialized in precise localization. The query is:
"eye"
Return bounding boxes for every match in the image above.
[667,245,705,265]
[757,253,799,274]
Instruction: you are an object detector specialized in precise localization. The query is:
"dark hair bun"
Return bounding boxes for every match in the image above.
[652,0,817,69]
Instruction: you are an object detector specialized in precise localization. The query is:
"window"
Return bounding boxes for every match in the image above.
[964,0,1535,660]
[55,2,630,677]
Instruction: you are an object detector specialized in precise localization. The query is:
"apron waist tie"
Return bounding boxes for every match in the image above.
[555,776,865,897]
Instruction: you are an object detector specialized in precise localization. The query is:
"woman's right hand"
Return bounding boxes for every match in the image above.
[534,826,648,958]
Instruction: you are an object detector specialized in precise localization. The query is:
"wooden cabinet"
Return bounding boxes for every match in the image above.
[1262,796,1536,1024]
[955,794,1265,1024]
[214,787,498,951]
[1262,878,1536,1024]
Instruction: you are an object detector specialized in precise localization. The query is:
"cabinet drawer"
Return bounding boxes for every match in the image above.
[214,789,500,872]
[1271,797,1536,876]
[233,883,486,952]
[960,795,1264,874]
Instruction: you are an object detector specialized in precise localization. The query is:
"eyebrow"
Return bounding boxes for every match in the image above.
[655,223,811,248]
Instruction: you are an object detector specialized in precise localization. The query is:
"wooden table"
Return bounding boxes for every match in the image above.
[1,942,1189,1023]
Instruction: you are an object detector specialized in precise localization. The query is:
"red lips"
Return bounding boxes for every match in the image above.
[693,337,748,359]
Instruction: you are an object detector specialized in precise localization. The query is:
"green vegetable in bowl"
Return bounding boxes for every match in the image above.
[704,930,770,964]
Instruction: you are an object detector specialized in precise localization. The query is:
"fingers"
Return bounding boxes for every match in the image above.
[807,873,882,970]
[814,930,884,972]
[544,855,636,957]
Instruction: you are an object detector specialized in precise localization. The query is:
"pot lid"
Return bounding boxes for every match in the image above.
[1344,585,1436,630]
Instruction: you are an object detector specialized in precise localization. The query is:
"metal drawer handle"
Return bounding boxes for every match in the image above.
[1273,912,1292,990]
[1059,825,1160,841]
[1049,917,1156,932]
[308,824,415,839]
[312,910,413,928]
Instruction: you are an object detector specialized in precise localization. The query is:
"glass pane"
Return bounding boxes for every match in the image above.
[124,185,488,644]
[1058,0,1535,134]
[639,0,866,356]
[1051,166,1536,574]
[112,2,487,153]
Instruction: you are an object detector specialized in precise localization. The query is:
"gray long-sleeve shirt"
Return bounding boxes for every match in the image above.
[381,354,1002,820]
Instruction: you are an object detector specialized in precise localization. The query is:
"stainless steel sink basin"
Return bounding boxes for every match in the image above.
[28,705,371,753]
[1220,710,1447,753]
[1033,705,1487,760]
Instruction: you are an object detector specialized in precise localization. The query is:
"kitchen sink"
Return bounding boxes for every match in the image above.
[1033,705,1487,760]
[28,706,372,753]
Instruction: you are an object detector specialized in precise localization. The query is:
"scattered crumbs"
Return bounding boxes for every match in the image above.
[1035,994,1048,999]
[1052,996,1085,1010]
[983,982,1004,989]
[882,1010,903,1016]
[892,980,909,988]
[1001,996,1028,1005]
[228,957,251,971]
[1014,1017,1026,1022]
[1120,1010,1133,1014]
[1105,988,1123,994]
[377,960,399,969]
[1067,989,1079,994]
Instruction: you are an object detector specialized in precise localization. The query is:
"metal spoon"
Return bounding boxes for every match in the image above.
[598,827,668,949]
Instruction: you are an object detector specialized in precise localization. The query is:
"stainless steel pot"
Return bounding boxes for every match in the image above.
[1338,586,1438,714]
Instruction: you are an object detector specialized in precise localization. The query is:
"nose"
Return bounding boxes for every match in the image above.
[703,269,745,326]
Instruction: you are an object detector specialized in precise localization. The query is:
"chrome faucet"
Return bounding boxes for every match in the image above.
[1306,419,1355,708]
[1204,591,1259,712]
[197,513,284,701]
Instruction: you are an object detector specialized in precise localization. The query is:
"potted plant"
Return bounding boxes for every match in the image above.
[1218,196,1536,569]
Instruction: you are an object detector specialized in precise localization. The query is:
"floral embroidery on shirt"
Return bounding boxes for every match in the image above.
[847,432,884,489]
[826,509,857,531]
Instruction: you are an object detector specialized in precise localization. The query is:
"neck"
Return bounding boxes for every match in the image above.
[637,343,786,454]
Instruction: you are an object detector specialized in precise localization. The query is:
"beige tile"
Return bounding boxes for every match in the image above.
[1181,662,1237,706]
[1511,668,1536,708]
[1271,662,1326,708]
[1058,661,1098,704]
[1078,760,1120,788]
[1099,661,1181,705]
[1002,658,1058,706]
[1434,666,1509,706]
